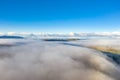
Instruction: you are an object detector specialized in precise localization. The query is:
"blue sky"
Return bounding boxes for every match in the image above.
[0,0,120,33]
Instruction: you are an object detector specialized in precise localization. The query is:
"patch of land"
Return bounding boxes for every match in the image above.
[0,35,24,39]
[88,46,120,54]
[42,38,80,41]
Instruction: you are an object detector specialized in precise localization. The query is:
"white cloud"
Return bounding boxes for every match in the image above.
[0,32,4,35]
[0,32,120,39]
[7,32,16,35]
[0,39,119,80]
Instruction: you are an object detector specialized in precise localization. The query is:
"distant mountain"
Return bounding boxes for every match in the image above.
[0,35,24,39]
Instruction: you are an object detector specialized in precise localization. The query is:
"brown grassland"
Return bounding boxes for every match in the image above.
[88,46,120,54]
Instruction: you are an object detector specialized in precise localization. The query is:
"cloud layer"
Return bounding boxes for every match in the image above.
[0,39,120,80]
[1,32,120,39]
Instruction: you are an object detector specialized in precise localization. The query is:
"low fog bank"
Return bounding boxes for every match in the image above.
[0,39,120,80]
[0,39,34,46]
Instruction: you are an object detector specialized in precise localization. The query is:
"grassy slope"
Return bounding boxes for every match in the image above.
[88,46,120,54]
